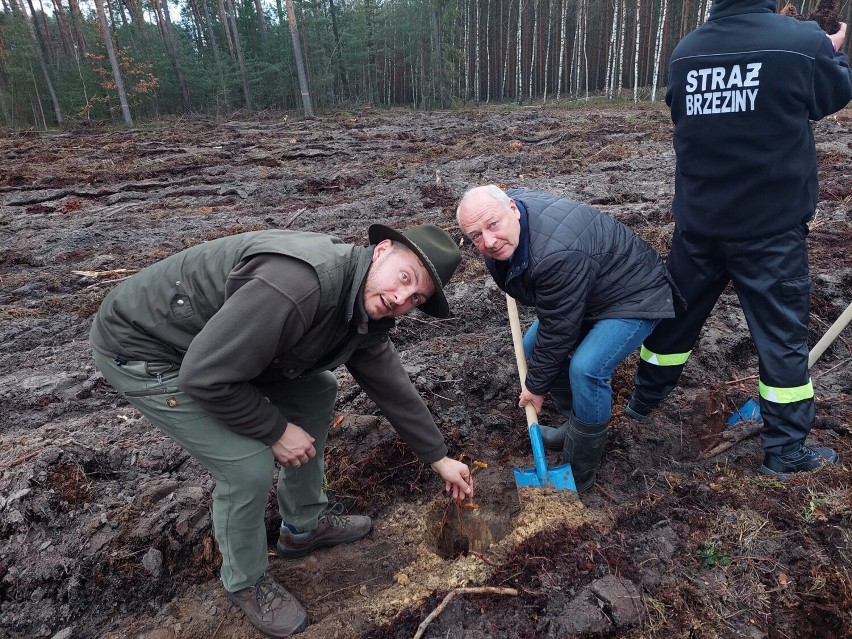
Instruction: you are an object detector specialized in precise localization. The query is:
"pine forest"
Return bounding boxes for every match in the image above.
[0,0,850,128]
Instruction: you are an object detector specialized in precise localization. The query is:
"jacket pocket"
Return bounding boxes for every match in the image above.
[779,276,812,335]
[170,294,194,319]
[125,361,180,396]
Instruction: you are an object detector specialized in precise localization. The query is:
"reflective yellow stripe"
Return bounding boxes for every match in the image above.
[639,345,691,366]
[759,378,814,403]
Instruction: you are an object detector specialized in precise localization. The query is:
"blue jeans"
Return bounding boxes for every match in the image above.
[523,317,659,424]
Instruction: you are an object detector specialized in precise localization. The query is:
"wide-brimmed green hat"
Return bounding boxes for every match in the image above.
[368,223,461,318]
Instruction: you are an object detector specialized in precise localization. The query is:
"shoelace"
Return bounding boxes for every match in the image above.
[320,502,350,529]
[254,574,292,613]
[783,446,818,462]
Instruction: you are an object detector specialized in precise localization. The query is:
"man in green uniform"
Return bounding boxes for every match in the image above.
[90,223,473,637]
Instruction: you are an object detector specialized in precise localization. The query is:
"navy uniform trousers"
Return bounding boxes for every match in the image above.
[632,224,815,454]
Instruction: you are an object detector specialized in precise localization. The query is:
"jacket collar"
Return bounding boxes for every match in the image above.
[353,248,395,335]
[709,0,776,20]
[507,199,530,283]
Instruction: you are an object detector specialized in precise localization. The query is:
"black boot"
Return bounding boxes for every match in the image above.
[561,415,610,492]
[539,419,570,450]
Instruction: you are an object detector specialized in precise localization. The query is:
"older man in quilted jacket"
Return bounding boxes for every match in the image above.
[457,185,681,492]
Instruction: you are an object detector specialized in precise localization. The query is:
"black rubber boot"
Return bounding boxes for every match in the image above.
[539,419,570,451]
[561,415,610,492]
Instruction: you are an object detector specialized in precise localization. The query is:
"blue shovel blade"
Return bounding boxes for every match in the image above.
[513,422,577,491]
[727,397,761,426]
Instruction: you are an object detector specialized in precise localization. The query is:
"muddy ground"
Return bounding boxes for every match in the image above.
[1,103,851,639]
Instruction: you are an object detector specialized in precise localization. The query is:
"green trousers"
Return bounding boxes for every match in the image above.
[92,351,337,591]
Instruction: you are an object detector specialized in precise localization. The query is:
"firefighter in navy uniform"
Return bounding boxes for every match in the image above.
[626,0,851,478]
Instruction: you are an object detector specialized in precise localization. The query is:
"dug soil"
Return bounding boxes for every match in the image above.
[1,103,851,639]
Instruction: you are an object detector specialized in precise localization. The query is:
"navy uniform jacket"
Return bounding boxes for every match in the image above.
[666,0,852,239]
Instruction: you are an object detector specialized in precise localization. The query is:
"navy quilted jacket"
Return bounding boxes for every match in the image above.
[486,189,679,394]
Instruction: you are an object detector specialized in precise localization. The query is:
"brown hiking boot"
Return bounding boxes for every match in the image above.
[277,504,372,558]
[225,573,308,638]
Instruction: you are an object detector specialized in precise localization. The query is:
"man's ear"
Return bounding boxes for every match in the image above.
[371,238,393,263]
[509,199,521,219]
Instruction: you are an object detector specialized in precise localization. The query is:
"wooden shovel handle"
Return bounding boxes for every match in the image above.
[506,294,539,428]
[809,299,852,368]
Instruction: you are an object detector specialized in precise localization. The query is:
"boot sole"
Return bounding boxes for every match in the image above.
[759,459,837,480]
[276,525,373,559]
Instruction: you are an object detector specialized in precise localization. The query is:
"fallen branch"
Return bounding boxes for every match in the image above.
[724,374,759,386]
[813,356,852,379]
[413,587,518,639]
[282,207,306,229]
[85,275,134,290]
[698,421,761,459]
[0,449,40,469]
[72,268,139,278]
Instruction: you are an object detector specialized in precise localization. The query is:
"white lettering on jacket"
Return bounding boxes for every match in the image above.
[684,63,761,115]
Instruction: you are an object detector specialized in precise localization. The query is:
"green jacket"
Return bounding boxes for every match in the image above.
[90,231,448,462]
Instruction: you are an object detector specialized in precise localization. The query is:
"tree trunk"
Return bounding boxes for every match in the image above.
[573,0,588,97]
[158,0,192,110]
[30,66,47,128]
[254,0,267,41]
[461,0,469,101]
[474,0,480,102]
[93,0,132,124]
[556,0,566,100]
[66,0,89,55]
[364,0,379,105]
[185,0,205,55]
[0,44,13,126]
[651,0,669,102]
[327,0,348,98]
[501,0,513,98]
[515,0,522,102]
[114,0,130,30]
[51,0,76,57]
[0,78,11,127]
[33,0,55,61]
[431,3,447,107]
[124,0,148,44]
[200,0,230,109]
[528,0,537,100]
[285,0,314,116]
[485,0,491,102]
[633,0,641,101]
[542,0,553,103]
[616,0,626,97]
[571,0,580,95]
[17,0,63,124]
[605,0,617,98]
[224,0,252,109]
[217,0,235,55]
[699,0,712,27]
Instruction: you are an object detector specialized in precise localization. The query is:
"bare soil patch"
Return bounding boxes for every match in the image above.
[2,104,851,639]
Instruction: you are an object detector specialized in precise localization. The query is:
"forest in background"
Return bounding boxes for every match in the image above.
[1,0,851,128]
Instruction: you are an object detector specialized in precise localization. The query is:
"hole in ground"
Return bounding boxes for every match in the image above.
[427,467,519,560]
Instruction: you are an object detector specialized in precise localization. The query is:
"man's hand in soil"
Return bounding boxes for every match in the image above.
[271,423,316,467]
[431,457,474,500]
